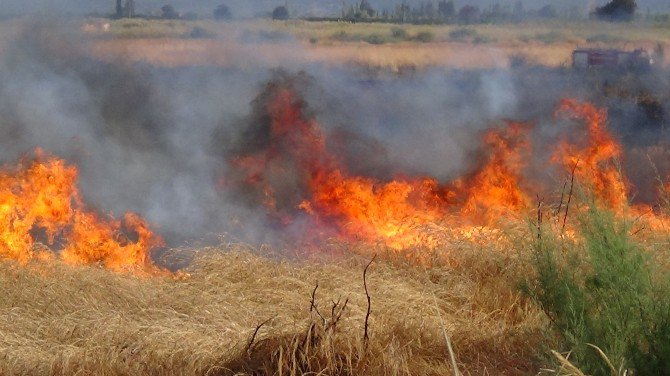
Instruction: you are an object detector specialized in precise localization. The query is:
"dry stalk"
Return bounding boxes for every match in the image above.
[556,180,568,216]
[562,160,579,234]
[586,343,619,376]
[550,350,586,376]
[247,317,273,355]
[363,254,376,348]
[537,195,544,240]
[310,281,326,325]
[433,294,461,376]
[325,297,349,331]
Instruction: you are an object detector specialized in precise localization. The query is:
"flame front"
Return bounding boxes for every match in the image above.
[232,82,540,249]
[229,80,661,251]
[0,150,162,272]
[303,171,452,249]
[457,121,531,220]
[554,99,628,208]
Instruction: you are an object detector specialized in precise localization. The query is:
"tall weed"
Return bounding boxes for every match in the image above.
[525,205,670,374]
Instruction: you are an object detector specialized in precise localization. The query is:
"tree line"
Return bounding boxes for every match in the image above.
[334,0,636,24]
[111,0,637,23]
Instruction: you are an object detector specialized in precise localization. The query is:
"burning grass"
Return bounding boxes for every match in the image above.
[0,150,162,273]
[3,192,670,375]
[0,241,546,375]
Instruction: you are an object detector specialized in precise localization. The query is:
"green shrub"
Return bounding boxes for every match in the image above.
[121,21,143,28]
[331,30,349,41]
[189,26,213,39]
[448,27,477,41]
[365,33,387,44]
[473,35,495,44]
[527,31,567,44]
[525,204,670,374]
[390,27,408,40]
[414,31,435,43]
[586,34,626,43]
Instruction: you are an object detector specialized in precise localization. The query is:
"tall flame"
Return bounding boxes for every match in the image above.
[0,150,162,272]
[302,171,452,249]
[457,121,531,221]
[223,75,664,252]
[232,82,536,249]
[554,99,628,208]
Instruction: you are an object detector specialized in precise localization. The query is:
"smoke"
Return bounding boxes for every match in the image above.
[0,17,669,254]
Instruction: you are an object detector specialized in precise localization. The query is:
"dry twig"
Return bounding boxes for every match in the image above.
[247,317,273,355]
[309,281,326,324]
[363,254,376,347]
[562,160,579,234]
[433,294,461,376]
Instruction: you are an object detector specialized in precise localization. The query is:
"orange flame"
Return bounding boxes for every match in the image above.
[302,171,452,249]
[457,121,531,221]
[233,84,536,249]
[554,99,628,208]
[0,150,162,272]
[230,83,660,251]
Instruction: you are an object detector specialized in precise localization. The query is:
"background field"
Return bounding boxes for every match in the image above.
[77,18,670,69]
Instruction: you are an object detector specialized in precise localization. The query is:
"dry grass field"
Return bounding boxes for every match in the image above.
[0,240,547,376]
[77,19,670,69]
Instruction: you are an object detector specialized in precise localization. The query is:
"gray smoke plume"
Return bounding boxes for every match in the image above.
[0,17,668,257]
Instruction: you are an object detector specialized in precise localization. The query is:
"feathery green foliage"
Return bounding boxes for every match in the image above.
[526,204,670,374]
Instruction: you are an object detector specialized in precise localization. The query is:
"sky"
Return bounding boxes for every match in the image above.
[0,0,669,18]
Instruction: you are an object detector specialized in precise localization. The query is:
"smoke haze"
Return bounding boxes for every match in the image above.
[0,18,668,252]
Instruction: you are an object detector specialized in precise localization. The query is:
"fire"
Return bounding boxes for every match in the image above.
[302,171,452,249]
[457,121,531,221]
[229,79,659,251]
[0,150,162,272]
[554,99,628,208]
[232,81,535,249]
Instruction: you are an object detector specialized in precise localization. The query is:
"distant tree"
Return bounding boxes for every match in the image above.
[123,0,135,17]
[115,0,123,18]
[484,3,511,22]
[537,4,557,18]
[272,6,289,20]
[422,2,436,20]
[213,4,232,20]
[595,0,636,21]
[438,1,455,20]
[359,0,376,18]
[394,3,411,23]
[512,1,524,21]
[161,5,179,19]
[457,5,480,24]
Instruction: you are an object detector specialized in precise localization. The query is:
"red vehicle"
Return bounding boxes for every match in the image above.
[572,48,653,69]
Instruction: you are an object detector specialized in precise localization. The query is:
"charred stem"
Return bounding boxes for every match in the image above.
[363,254,376,348]
[246,317,273,355]
[556,180,567,216]
[562,160,579,234]
[536,196,543,240]
[309,281,326,324]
